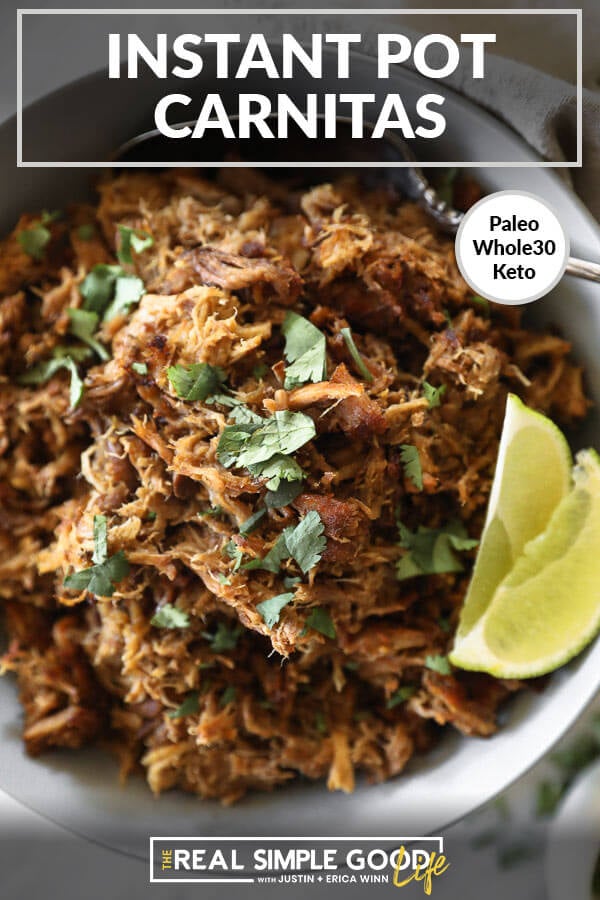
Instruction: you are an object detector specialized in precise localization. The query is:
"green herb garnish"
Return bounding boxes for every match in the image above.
[386,686,416,709]
[63,514,129,597]
[80,263,144,320]
[399,444,423,490]
[151,603,190,629]
[220,685,236,708]
[67,308,109,361]
[281,311,327,389]
[340,327,373,382]
[167,362,226,402]
[239,508,266,535]
[117,225,154,265]
[243,510,325,575]
[303,607,336,639]
[76,224,96,241]
[425,654,452,675]
[168,692,199,719]
[132,362,148,375]
[396,518,478,581]
[422,381,447,409]
[256,592,295,629]
[202,622,242,653]
[18,346,89,409]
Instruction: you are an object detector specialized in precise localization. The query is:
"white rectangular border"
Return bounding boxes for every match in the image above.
[149,835,445,884]
[16,8,583,168]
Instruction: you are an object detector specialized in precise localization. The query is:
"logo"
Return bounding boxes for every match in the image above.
[150,837,450,894]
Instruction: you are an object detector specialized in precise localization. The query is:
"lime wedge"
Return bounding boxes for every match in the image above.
[456,393,572,639]
[450,449,600,678]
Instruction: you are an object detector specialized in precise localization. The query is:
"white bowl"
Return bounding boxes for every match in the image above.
[1,55,600,859]
[545,758,600,900]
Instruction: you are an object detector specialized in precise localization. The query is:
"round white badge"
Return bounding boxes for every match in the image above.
[455,190,570,306]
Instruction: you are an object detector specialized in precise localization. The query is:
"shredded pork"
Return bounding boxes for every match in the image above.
[0,169,590,804]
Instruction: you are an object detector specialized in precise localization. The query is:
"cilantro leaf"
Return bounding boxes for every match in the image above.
[340,327,373,382]
[425,654,452,675]
[256,592,295,628]
[235,411,316,468]
[386,686,416,709]
[202,622,242,653]
[167,362,226,402]
[151,604,190,629]
[471,294,490,315]
[132,362,148,375]
[117,225,154,265]
[220,685,236,707]
[239,508,266,535]
[422,381,447,409]
[168,692,199,719]
[103,274,145,321]
[80,264,123,315]
[283,510,326,574]
[242,533,289,574]
[304,607,336,639]
[396,518,478,581]
[92,514,108,565]
[18,348,89,410]
[64,546,129,598]
[243,510,325,575]
[399,445,423,490]
[224,540,245,571]
[67,308,109,361]
[314,711,327,734]
[76,224,96,241]
[17,222,51,260]
[247,453,305,491]
[282,311,327,389]
[264,479,303,509]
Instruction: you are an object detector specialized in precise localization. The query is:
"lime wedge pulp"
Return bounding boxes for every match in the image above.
[451,449,600,678]
[455,393,573,640]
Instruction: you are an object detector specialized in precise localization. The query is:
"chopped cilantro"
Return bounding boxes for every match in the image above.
[340,327,373,382]
[217,573,231,585]
[253,363,269,380]
[281,311,327,389]
[92,514,108,565]
[396,518,478,581]
[132,362,148,375]
[437,615,452,633]
[117,225,154,265]
[224,540,245,571]
[18,223,51,261]
[199,506,223,518]
[243,510,325,575]
[239,508,266,535]
[67,308,109,361]
[425,654,452,675]
[399,444,423,490]
[303,607,336,639]
[248,453,306,492]
[233,410,316,469]
[386,686,416,709]
[168,692,199,719]
[80,263,144,321]
[104,274,145,321]
[63,514,129,597]
[283,575,301,589]
[146,510,157,521]
[264,479,303,509]
[422,381,447,409]
[151,604,190,629]
[256,592,295,629]
[314,711,327,734]
[76,223,96,241]
[167,362,226,402]
[18,348,88,410]
[202,622,242,653]
[80,264,124,315]
[220,685,236,707]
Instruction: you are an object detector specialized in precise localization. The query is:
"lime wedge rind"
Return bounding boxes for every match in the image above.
[451,448,600,679]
